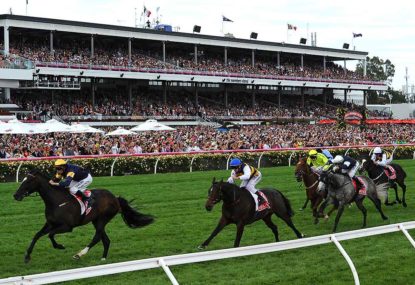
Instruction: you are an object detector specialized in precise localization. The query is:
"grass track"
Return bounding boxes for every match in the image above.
[0,160,414,284]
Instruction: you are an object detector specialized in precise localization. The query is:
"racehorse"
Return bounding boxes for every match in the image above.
[13,169,154,263]
[318,171,388,232]
[199,178,304,248]
[294,157,327,224]
[360,155,407,207]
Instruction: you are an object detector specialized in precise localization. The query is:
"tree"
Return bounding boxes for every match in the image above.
[356,56,397,104]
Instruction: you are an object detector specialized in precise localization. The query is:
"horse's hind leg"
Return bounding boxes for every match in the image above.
[234,222,245,247]
[354,198,367,228]
[262,215,279,242]
[275,212,304,238]
[368,195,388,221]
[101,230,111,260]
[300,198,309,211]
[73,220,106,260]
[397,180,407,207]
[332,203,345,233]
[391,181,401,204]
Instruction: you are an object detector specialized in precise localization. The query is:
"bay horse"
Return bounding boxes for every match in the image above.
[360,155,407,207]
[13,169,154,263]
[318,171,388,232]
[294,157,327,224]
[199,178,304,249]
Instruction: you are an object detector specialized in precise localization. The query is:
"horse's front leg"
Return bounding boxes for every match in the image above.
[391,182,401,204]
[25,222,52,263]
[49,224,73,250]
[300,198,309,211]
[198,216,229,250]
[234,222,245,247]
[332,203,345,233]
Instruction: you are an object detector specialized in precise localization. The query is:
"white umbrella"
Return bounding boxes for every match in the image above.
[0,119,44,134]
[105,127,137,136]
[36,119,73,133]
[130,119,176,132]
[70,123,105,134]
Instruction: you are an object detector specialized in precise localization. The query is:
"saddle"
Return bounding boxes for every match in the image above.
[257,191,271,212]
[351,177,366,196]
[384,165,396,180]
[74,190,93,216]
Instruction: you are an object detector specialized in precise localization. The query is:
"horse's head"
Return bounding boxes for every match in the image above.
[294,157,310,182]
[13,170,43,201]
[205,177,223,211]
[358,154,372,174]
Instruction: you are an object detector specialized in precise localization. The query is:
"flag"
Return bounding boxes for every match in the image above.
[353,33,362,38]
[222,16,233,22]
[287,23,297,31]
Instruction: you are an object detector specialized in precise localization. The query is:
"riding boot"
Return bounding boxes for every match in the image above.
[256,191,264,206]
[76,190,88,205]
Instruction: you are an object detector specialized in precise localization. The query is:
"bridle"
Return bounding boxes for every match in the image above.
[208,182,239,206]
[296,163,319,190]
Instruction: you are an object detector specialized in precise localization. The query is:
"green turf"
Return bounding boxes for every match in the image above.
[0,160,414,284]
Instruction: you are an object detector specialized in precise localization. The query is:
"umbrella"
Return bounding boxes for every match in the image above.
[0,119,44,134]
[105,127,137,136]
[70,123,105,134]
[36,119,73,133]
[130,119,176,132]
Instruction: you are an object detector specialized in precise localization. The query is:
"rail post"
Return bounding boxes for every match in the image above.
[110,157,119,177]
[16,161,24,183]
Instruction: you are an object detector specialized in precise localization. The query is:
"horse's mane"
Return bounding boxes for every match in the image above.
[29,168,67,191]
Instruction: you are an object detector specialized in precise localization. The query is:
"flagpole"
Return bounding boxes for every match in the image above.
[25,0,28,15]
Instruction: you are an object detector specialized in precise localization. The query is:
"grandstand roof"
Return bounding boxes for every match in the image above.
[0,14,367,61]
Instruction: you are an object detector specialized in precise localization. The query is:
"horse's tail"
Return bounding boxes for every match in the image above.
[118,197,154,228]
[392,163,407,179]
[278,190,294,217]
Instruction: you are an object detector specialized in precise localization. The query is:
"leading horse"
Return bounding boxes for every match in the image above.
[359,155,407,207]
[318,171,388,232]
[199,178,304,248]
[13,169,154,263]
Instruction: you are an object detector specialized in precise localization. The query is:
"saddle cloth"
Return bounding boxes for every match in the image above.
[384,166,396,180]
[257,191,271,212]
[352,178,366,196]
[74,190,92,215]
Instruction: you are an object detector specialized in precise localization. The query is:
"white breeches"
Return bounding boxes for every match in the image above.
[240,173,262,210]
[347,162,360,178]
[69,174,93,195]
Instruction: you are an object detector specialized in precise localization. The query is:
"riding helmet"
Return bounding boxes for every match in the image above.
[54,159,67,167]
[373,147,382,154]
[229,158,242,167]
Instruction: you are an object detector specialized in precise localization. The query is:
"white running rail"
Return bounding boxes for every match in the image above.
[1,221,414,285]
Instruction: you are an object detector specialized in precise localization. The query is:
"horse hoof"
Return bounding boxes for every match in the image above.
[197,245,206,250]
[313,219,319,225]
[383,216,389,221]
[73,254,81,260]
[403,203,407,208]
[101,258,106,261]
[301,233,306,238]
[299,208,304,211]
[24,256,31,264]
[55,244,65,250]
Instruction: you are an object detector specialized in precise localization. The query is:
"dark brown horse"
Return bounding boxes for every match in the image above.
[294,157,327,224]
[13,169,154,263]
[199,178,304,249]
[360,155,407,207]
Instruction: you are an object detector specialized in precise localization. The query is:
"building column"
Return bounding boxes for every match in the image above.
[278,86,282,108]
[91,79,95,111]
[194,44,198,65]
[323,56,326,73]
[4,25,9,55]
[128,38,132,63]
[163,81,167,104]
[4,88,10,101]
[90,34,94,58]
[301,54,304,70]
[344,89,347,104]
[344,59,347,75]
[162,41,166,63]
[277,52,280,67]
[224,85,228,108]
[363,59,367,77]
[128,82,133,111]
[251,49,255,67]
[252,85,256,107]
[363,91,367,108]
[194,83,198,106]
[224,47,228,65]
[50,31,54,55]
[301,87,305,108]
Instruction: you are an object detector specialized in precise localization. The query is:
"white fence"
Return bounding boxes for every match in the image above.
[1,221,414,285]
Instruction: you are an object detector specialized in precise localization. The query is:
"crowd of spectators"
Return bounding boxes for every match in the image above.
[4,39,377,82]
[0,124,413,159]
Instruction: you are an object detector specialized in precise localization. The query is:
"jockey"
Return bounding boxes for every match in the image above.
[371,147,393,167]
[49,159,93,204]
[332,155,360,179]
[317,148,334,163]
[227,157,263,211]
[306,150,331,175]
